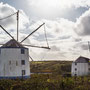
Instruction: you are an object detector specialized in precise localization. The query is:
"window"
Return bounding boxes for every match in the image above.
[75,74,77,76]
[16,61,18,66]
[21,49,25,54]
[75,68,77,71]
[21,60,25,65]
[9,61,11,65]
[75,62,77,65]
[22,70,25,75]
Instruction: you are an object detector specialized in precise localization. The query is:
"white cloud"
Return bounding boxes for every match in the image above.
[28,0,90,9]
[0,2,29,38]
[1,2,90,60]
[75,9,90,36]
[26,0,89,20]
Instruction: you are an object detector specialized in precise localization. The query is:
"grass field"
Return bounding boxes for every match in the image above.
[30,61,72,75]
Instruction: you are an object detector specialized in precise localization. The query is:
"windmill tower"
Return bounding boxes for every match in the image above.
[0,11,50,79]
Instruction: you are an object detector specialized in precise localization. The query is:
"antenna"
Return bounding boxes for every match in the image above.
[17,10,19,41]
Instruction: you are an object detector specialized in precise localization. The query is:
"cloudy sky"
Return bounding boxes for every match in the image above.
[0,0,90,61]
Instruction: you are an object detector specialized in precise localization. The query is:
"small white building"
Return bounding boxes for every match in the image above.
[71,56,90,76]
[0,39,30,79]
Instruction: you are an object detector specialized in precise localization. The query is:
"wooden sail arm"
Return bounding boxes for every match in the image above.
[20,23,45,43]
[0,25,14,39]
[23,44,50,49]
[29,55,34,61]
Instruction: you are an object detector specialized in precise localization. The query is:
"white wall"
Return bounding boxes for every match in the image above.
[0,48,30,77]
[71,62,89,76]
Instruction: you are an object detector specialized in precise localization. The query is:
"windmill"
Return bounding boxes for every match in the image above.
[0,10,50,79]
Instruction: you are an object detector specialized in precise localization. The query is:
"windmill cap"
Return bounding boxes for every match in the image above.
[1,39,26,48]
[75,56,90,63]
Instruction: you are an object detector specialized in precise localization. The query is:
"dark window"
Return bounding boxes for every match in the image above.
[89,68,90,70]
[9,61,11,65]
[75,68,77,71]
[21,49,25,54]
[75,62,77,65]
[75,74,77,76]
[21,60,25,65]
[22,70,25,75]
[16,61,18,66]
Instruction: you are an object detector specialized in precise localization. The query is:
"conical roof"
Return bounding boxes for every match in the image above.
[75,56,89,63]
[1,39,24,48]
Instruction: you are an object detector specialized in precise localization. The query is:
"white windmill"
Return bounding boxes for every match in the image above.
[0,10,50,79]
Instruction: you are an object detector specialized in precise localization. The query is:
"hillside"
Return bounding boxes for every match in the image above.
[30,61,72,75]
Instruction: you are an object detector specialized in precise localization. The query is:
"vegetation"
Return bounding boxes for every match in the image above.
[30,61,72,75]
[0,61,89,90]
[0,74,90,90]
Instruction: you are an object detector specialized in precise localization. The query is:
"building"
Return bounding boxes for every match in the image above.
[0,39,30,79]
[71,56,90,76]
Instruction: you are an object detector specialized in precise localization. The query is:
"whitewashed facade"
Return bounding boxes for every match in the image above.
[0,39,30,79]
[71,56,90,76]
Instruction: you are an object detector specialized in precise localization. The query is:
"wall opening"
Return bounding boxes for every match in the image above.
[22,70,26,75]
[21,60,25,65]
[21,49,25,54]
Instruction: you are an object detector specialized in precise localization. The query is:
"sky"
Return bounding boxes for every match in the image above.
[0,0,90,61]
